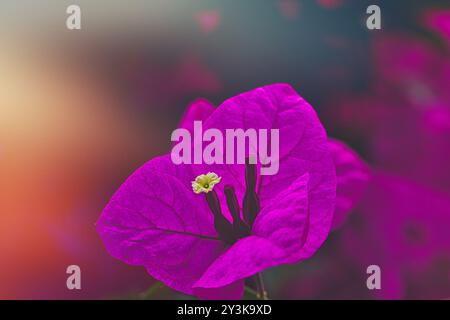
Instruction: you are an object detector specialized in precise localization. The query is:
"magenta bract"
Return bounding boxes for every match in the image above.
[96,84,337,299]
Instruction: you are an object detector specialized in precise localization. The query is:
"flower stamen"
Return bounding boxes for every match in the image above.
[224,185,250,239]
[243,158,261,227]
[204,189,236,245]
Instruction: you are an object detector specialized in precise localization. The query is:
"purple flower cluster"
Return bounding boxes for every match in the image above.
[320,10,450,299]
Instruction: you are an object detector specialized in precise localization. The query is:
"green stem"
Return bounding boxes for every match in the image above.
[255,273,269,300]
[244,286,258,297]
[140,282,164,299]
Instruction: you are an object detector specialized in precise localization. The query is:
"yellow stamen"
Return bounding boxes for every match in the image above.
[192,172,221,194]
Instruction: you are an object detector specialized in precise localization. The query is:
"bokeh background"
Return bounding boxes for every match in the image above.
[1,0,449,299]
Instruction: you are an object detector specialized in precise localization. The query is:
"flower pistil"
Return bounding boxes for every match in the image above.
[192,172,221,194]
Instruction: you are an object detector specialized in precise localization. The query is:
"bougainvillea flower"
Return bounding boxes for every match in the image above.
[325,32,450,136]
[324,32,450,192]
[373,33,450,106]
[96,84,337,299]
[341,171,450,299]
[423,9,450,48]
[371,33,450,192]
[194,10,221,34]
[372,105,450,192]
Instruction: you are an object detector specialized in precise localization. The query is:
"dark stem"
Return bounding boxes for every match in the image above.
[255,273,269,300]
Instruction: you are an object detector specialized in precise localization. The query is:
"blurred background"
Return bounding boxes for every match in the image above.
[0,0,449,299]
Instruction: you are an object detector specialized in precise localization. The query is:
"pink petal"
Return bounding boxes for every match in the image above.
[193,280,244,300]
[201,83,336,217]
[178,98,215,136]
[253,173,310,260]
[194,236,287,289]
[197,83,336,265]
[96,155,227,296]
